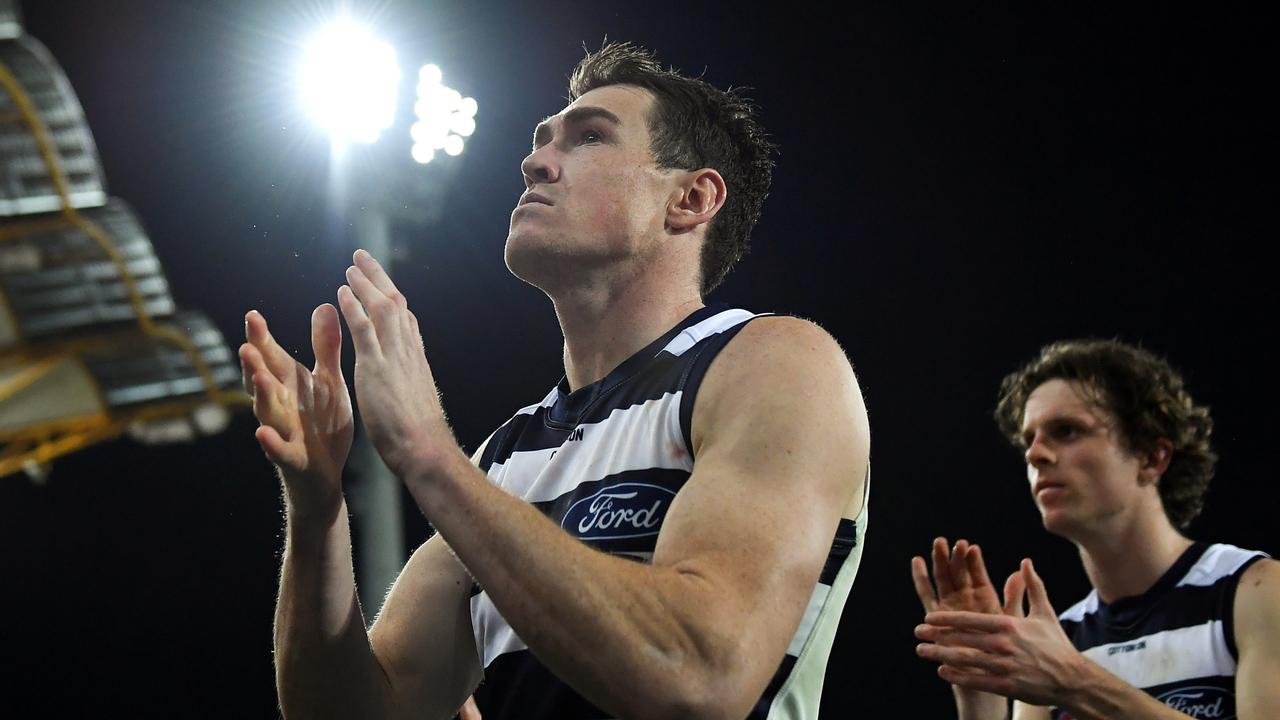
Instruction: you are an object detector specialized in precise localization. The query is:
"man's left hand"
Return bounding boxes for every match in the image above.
[337,249,458,482]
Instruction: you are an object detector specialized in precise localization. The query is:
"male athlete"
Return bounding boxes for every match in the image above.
[911,340,1280,719]
[241,43,870,719]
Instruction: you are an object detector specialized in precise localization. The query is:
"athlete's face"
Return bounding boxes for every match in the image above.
[505,85,679,287]
[1019,379,1150,538]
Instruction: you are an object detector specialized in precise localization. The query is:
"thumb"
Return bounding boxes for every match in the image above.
[1003,568,1027,617]
[311,303,344,377]
[1022,558,1056,616]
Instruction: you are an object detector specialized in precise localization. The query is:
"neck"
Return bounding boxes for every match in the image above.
[549,268,703,392]
[1074,505,1192,603]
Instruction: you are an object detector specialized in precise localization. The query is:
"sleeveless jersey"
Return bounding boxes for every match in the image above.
[1050,542,1268,720]
[468,305,868,719]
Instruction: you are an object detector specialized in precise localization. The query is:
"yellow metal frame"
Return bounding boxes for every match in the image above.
[0,60,248,479]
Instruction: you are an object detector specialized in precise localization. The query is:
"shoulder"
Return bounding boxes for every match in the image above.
[1233,555,1280,657]
[701,315,858,399]
[1235,556,1280,623]
[691,314,867,456]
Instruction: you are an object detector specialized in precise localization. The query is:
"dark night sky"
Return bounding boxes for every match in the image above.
[4,1,1276,716]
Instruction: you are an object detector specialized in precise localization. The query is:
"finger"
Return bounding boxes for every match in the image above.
[337,285,382,359]
[1022,559,1056,616]
[251,369,295,437]
[354,248,402,300]
[1003,569,1027,618]
[911,556,940,613]
[239,343,258,397]
[915,625,1011,654]
[245,310,297,381]
[949,539,972,591]
[311,304,344,377]
[967,544,995,592]
[931,537,957,598]
[938,665,1014,696]
[254,424,297,469]
[345,263,390,310]
[917,643,1010,674]
[924,610,1012,633]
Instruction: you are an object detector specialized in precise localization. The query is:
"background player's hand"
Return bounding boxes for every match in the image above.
[915,558,1089,707]
[240,306,354,518]
[911,537,1004,616]
[337,249,457,481]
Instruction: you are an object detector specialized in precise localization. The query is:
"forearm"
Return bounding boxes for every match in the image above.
[274,498,393,719]
[409,451,748,720]
[953,686,1009,720]
[1057,660,1193,720]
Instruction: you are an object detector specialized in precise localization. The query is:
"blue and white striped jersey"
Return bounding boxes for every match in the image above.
[1051,542,1268,720]
[467,305,868,719]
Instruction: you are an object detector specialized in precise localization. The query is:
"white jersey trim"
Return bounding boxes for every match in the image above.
[659,309,760,357]
[1079,620,1236,689]
[486,392,691,504]
[1177,544,1266,588]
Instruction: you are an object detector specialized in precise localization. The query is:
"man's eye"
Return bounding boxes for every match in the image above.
[1052,424,1079,440]
[579,130,602,144]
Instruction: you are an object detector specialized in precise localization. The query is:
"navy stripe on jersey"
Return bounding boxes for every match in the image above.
[820,518,859,586]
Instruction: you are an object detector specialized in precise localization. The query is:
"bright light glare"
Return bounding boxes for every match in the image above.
[411,63,477,164]
[302,22,400,144]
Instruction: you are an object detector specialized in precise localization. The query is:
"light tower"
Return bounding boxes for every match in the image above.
[299,18,477,618]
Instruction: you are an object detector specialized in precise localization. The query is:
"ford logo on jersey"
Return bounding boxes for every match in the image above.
[1155,687,1232,719]
[562,483,675,540]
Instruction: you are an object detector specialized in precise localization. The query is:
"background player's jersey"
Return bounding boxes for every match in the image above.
[468,305,868,720]
[1051,542,1267,720]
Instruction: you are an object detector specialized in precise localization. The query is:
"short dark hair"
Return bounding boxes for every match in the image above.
[994,340,1216,530]
[568,42,776,295]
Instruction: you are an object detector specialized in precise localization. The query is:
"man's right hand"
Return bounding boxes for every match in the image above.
[240,306,354,518]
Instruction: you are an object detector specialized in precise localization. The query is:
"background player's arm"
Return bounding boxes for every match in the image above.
[410,317,869,719]
[1234,558,1280,719]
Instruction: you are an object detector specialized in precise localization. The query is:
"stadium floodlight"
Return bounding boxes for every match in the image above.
[410,63,477,164]
[301,21,401,145]
[1,7,245,481]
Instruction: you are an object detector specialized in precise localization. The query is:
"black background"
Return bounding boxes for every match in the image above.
[4,1,1276,716]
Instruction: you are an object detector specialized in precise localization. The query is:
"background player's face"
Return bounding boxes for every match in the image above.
[505,84,682,290]
[1019,379,1150,538]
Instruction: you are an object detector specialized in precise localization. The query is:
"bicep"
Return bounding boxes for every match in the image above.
[369,533,482,720]
[1235,558,1280,720]
[650,319,869,683]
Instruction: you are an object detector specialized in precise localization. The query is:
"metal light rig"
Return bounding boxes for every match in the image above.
[0,0,247,481]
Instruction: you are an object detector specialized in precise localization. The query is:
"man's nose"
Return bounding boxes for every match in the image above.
[521,146,559,187]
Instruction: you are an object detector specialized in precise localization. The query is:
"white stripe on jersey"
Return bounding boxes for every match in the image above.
[471,591,527,668]
[659,309,759,357]
[1177,544,1265,588]
[1079,620,1236,689]
[1058,591,1100,623]
[786,583,832,657]
[486,392,691,503]
[510,386,560,419]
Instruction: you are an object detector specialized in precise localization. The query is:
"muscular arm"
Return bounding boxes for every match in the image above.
[403,317,869,719]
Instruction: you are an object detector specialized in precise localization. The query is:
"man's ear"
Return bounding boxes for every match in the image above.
[1139,438,1174,486]
[666,168,727,234]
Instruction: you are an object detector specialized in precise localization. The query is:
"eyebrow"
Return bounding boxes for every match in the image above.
[532,106,623,149]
